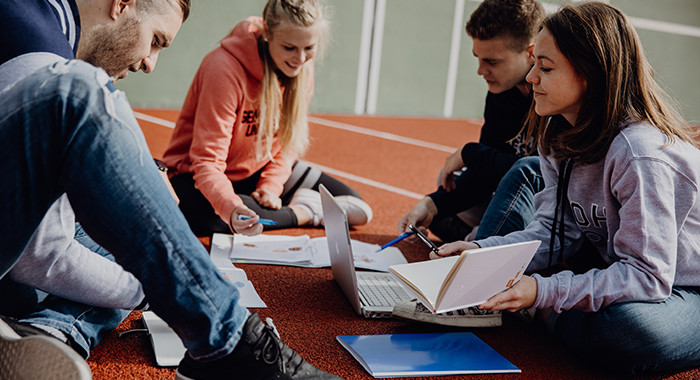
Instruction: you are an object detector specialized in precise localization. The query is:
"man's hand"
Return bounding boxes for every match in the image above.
[251,188,282,209]
[437,148,465,192]
[397,197,438,240]
[479,275,537,312]
[429,240,479,260]
[230,205,263,236]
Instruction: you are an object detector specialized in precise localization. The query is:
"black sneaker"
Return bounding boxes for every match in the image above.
[0,315,91,379]
[175,313,340,380]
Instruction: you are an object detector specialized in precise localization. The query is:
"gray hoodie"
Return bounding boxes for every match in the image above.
[8,196,145,309]
[475,121,700,312]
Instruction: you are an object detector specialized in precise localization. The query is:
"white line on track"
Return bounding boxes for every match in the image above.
[308,116,456,153]
[133,111,176,128]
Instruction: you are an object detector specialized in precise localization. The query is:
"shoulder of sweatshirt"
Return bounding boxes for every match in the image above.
[192,43,259,103]
[609,122,700,176]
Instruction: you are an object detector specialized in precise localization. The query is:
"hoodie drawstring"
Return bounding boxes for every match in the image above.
[548,159,573,269]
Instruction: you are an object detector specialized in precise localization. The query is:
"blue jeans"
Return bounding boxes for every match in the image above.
[0,60,248,361]
[475,156,544,239]
[548,286,700,374]
[0,223,130,358]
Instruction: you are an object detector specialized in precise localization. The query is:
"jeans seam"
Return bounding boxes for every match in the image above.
[492,183,527,235]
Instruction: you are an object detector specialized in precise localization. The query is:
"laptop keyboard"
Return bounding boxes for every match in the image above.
[357,274,411,307]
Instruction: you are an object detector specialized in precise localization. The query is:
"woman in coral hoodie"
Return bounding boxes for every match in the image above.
[163,0,372,237]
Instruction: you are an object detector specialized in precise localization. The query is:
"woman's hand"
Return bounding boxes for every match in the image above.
[479,275,537,312]
[252,188,282,209]
[230,205,263,236]
[430,241,479,260]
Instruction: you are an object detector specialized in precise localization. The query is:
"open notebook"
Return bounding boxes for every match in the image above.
[389,240,539,313]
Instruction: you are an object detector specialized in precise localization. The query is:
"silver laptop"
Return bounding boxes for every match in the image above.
[319,184,411,318]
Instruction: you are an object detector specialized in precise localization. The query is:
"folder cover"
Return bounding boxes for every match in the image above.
[337,332,520,377]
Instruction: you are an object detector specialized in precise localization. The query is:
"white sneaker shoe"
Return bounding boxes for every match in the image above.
[335,195,373,225]
[0,316,91,380]
[290,188,373,226]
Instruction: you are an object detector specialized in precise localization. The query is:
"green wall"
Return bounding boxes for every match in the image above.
[117,0,700,122]
[116,0,265,108]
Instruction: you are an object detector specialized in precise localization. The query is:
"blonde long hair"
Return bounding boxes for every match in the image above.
[523,2,697,164]
[256,0,329,161]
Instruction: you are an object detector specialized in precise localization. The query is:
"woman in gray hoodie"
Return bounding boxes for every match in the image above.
[435,2,700,375]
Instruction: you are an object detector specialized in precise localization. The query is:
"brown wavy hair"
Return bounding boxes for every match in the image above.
[522,2,697,164]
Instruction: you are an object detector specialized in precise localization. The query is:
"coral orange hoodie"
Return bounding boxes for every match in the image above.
[163,17,312,227]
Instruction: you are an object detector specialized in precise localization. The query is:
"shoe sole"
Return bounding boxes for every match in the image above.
[0,319,91,380]
[392,309,502,328]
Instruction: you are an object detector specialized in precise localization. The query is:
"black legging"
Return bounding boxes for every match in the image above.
[170,161,361,236]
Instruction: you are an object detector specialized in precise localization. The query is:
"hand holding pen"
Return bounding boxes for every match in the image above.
[231,205,277,236]
[408,224,441,255]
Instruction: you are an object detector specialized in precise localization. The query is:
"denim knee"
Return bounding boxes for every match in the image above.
[509,156,541,183]
[552,289,700,374]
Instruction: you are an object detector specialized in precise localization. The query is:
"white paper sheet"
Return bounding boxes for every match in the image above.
[209,234,267,308]
[222,233,408,272]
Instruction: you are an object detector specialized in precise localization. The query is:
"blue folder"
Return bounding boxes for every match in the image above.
[337,332,520,377]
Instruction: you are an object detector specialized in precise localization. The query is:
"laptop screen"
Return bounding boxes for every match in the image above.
[319,184,363,315]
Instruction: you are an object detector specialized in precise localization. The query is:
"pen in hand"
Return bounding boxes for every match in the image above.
[409,224,441,255]
[375,230,415,252]
[237,215,279,226]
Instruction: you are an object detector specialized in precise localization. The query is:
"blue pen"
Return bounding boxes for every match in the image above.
[376,230,415,252]
[237,215,279,226]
